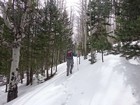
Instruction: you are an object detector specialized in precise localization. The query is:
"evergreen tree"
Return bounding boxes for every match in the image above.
[115,0,140,59]
[87,0,112,62]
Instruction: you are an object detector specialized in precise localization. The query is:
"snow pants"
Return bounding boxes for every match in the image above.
[66,59,74,76]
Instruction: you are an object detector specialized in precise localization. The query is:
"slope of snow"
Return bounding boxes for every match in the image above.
[0,53,140,105]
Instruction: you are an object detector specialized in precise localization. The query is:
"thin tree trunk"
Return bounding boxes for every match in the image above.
[89,0,95,64]
[55,50,59,72]
[5,76,9,92]
[79,56,80,64]
[91,49,95,64]
[20,71,23,84]
[84,24,88,59]
[58,50,60,64]
[45,48,49,80]
[30,68,33,85]
[50,49,54,76]
[101,50,104,62]
[5,83,8,92]
[26,71,30,85]
[26,33,30,85]
[30,41,33,85]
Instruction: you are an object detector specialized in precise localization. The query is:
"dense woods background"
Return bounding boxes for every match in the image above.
[0,0,140,102]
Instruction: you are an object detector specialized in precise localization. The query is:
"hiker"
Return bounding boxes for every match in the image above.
[66,49,74,76]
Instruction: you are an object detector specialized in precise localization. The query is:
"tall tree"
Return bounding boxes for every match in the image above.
[86,0,112,62]
[0,0,38,101]
[115,0,140,59]
[78,0,88,59]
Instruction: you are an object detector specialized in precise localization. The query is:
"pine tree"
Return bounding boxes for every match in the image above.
[87,0,112,62]
[0,0,39,101]
[115,0,140,59]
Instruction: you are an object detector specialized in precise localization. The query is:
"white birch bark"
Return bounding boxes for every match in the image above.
[82,0,88,59]
[9,40,20,83]
[9,0,31,84]
[0,1,13,29]
[0,0,35,101]
[0,0,32,85]
[89,0,95,63]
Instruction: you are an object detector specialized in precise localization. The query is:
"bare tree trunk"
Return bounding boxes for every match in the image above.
[45,48,49,80]
[8,44,20,102]
[77,51,81,64]
[30,68,33,85]
[81,0,88,59]
[0,0,34,102]
[89,0,95,64]
[26,71,30,86]
[55,50,59,72]
[30,41,33,85]
[5,83,8,92]
[50,48,55,77]
[9,45,20,80]
[20,71,24,84]
[91,49,95,64]
[101,50,104,62]
[26,32,31,85]
[5,76,9,92]
[58,50,60,64]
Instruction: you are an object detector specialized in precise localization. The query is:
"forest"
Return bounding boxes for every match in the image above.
[0,0,140,102]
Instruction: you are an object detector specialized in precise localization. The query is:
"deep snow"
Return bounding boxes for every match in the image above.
[0,53,140,105]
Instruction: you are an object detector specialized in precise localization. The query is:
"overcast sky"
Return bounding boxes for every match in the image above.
[40,0,79,11]
[65,0,80,42]
[39,0,80,41]
[66,0,79,9]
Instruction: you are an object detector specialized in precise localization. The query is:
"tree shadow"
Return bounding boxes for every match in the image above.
[114,58,140,105]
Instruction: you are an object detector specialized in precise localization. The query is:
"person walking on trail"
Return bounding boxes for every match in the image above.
[66,49,74,76]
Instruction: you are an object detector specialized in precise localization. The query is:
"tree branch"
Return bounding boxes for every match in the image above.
[20,0,32,38]
[0,1,13,29]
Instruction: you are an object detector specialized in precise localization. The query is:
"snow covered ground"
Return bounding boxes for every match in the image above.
[0,53,140,105]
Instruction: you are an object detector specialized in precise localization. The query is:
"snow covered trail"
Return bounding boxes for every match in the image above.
[3,54,138,105]
[62,55,136,105]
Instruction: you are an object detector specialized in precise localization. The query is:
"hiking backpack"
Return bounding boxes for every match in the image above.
[67,50,73,59]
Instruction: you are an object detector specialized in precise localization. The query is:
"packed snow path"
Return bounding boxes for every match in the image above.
[1,54,140,105]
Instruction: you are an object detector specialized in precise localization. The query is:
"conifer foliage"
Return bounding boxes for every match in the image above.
[115,0,140,59]
[0,0,73,102]
[86,0,112,62]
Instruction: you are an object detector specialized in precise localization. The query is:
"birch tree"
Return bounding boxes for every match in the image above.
[0,0,37,101]
[77,0,88,59]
